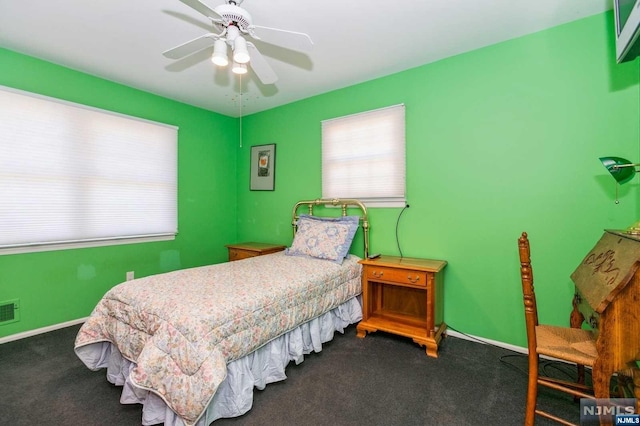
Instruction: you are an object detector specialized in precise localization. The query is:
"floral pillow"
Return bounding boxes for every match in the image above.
[285,214,360,264]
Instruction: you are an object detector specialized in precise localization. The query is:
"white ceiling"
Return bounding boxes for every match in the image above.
[0,0,612,118]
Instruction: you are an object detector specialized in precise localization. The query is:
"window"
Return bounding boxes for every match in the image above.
[0,85,178,254]
[321,104,405,208]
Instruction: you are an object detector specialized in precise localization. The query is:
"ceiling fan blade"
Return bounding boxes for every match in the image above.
[249,25,313,53]
[247,42,278,85]
[179,0,225,23]
[163,34,217,59]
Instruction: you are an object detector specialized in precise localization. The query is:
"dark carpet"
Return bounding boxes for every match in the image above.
[0,324,588,425]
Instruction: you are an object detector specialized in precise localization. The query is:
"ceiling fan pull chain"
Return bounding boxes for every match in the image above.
[239,74,243,148]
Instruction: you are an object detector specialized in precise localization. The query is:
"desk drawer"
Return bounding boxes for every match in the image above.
[366,266,427,287]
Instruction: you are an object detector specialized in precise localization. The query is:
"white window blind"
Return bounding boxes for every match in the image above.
[322,104,406,208]
[0,85,178,254]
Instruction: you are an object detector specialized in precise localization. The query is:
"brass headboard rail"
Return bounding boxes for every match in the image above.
[291,198,370,259]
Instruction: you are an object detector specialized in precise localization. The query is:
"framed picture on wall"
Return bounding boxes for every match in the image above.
[250,144,276,191]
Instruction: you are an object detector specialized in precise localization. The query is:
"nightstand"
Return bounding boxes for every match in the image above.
[356,255,447,357]
[225,242,286,262]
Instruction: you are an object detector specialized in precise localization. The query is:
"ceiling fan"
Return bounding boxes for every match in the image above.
[163,0,313,84]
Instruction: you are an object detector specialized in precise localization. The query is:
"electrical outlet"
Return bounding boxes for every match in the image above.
[126,271,134,281]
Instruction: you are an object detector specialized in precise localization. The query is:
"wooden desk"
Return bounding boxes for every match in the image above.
[225,242,286,262]
[356,255,447,357]
[570,230,640,402]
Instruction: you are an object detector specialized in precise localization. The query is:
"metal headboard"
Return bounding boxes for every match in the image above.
[291,198,370,259]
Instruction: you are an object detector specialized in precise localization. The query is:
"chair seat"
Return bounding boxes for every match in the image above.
[536,324,597,367]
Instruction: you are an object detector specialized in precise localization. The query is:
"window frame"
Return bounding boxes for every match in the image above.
[0,85,178,255]
[321,104,406,208]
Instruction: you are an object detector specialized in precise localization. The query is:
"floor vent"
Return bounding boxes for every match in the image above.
[0,299,19,325]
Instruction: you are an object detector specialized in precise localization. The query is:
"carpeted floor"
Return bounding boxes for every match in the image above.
[0,324,588,425]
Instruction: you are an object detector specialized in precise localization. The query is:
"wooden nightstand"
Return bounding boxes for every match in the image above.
[356,255,447,357]
[225,242,286,262]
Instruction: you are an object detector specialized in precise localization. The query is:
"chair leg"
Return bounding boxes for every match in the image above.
[525,354,539,426]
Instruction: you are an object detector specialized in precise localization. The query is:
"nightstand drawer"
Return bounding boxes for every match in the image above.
[366,266,427,287]
[228,248,257,261]
[225,242,286,262]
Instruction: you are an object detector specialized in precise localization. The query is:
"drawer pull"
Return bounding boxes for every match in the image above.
[407,275,421,284]
[372,271,384,278]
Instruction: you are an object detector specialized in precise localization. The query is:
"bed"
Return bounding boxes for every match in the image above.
[74,198,370,426]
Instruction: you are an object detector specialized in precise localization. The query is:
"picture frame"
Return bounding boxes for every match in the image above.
[250,143,276,191]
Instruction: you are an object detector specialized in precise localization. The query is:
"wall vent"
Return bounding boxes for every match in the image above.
[0,299,19,325]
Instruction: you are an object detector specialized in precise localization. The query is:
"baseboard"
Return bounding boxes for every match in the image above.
[446,327,591,368]
[0,320,524,349]
[0,321,573,366]
[446,328,528,354]
[0,317,88,345]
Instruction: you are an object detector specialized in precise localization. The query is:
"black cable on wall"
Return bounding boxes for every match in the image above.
[395,203,410,258]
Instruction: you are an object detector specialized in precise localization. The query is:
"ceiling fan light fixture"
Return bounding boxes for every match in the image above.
[233,36,250,64]
[211,39,229,67]
[232,61,248,75]
[164,0,313,85]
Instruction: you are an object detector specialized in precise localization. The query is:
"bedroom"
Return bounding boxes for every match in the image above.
[0,0,639,424]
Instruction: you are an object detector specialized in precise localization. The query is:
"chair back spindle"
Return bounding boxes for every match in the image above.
[517,231,595,426]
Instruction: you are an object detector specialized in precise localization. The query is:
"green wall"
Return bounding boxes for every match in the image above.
[2,12,639,348]
[0,48,239,338]
[236,12,640,347]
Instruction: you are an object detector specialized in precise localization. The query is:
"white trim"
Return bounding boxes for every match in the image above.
[0,322,522,349]
[0,317,88,345]
[446,328,589,365]
[0,234,175,256]
[360,199,407,208]
[446,328,528,354]
[0,321,582,368]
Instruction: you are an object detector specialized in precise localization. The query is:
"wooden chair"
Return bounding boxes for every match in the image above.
[518,232,597,426]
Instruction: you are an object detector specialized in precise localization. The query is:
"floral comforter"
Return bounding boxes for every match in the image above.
[74,252,362,425]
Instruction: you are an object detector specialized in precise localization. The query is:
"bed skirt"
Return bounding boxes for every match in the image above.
[82,295,362,426]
